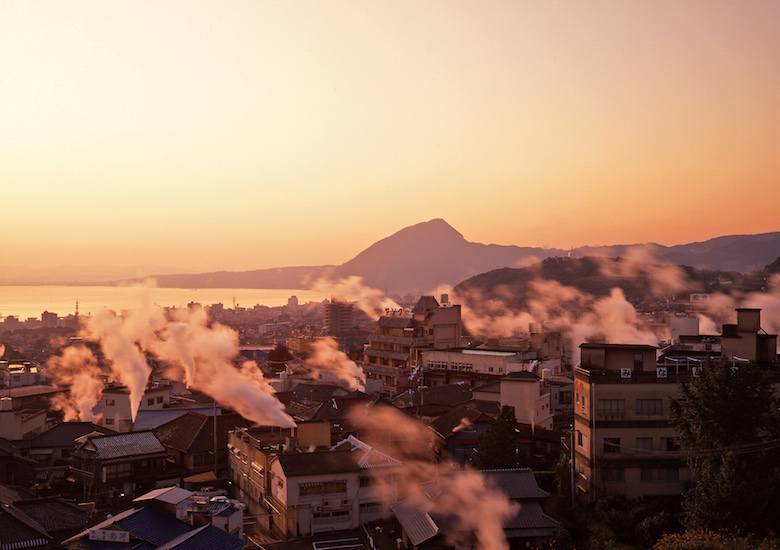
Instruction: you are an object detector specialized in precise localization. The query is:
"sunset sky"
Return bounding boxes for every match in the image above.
[2,1,779,278]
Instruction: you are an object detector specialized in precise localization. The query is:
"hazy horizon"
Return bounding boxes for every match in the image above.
[2,2,779,276]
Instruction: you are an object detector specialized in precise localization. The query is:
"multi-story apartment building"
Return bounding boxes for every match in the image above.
[267,436,400,538]
[324,300,354,337]
[362,296,461,394]
[573,308,778,503]
[421,348,536,387]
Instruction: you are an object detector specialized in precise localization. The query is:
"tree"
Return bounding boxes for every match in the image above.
[669,358,780,535]
[472,405,521,470]
[268,343,293,363]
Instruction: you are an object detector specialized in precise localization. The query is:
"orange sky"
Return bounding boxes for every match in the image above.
[1,1,778,277]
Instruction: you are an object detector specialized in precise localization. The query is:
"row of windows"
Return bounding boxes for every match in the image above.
[602,467,679,482]
[596,398,664,417]
[299,480,347,497]
[602,437,681,454]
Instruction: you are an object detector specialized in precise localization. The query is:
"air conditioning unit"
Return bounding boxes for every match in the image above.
[313,504,322,512]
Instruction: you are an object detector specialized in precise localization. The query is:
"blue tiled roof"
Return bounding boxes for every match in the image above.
[156,525,244,550]
[116,507,192,547]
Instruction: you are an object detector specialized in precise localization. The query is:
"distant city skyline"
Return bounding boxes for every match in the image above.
[2,1,778,277]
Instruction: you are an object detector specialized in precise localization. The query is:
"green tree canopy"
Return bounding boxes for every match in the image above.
[669,358,780,535]
[472,405,521,470]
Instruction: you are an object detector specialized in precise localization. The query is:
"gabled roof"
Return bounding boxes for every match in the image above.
[153,413,252,453]
[377,316,412,329]
[64,506,192,549]
[134,487,194,506]
[412,296,439,314]
[154,524,244,550]
[391,469,558,546]
[75,431,168,462]
[29,422,113,448]
[392,383,473,409]
[12,496,88,533]
[330,435,402,469]
[0,502,51,549]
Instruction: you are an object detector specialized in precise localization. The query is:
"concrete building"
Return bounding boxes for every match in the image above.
[267,436,400,538]
[324,300,353,337]
[573,343,690,502]
[420,348,536,387]
[99,383,172,431]
[362,296,462,394]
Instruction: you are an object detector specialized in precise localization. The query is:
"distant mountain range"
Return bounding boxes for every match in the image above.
[122,219,780,293]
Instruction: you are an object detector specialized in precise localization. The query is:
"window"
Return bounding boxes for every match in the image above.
[597,399,625,417]
[105,418,115,425]
[105,399,115,406]
[602,468,624,482]
[636,437,653,453]
[636,399,663,415]
[641,467,679,482]
[603,438,621,454]
[577,432,583,447]
[147,399,154,406]
[156,396,164,404]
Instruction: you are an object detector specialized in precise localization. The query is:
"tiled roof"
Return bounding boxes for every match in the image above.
[391,469,558,546]
[153,412,252,453]
[448,469,550,500]
[0,503,52,549]
[390,493,438,546]
[377,316,412,329]
[367,334,413,346]
[66,507,192,549]
[82,431,168,461]
[412,296,439,314]
[392,384,472,408]
[155,524,244,550]
[30,422,112,448]
[330,435,401,469]
[12,497,88,533]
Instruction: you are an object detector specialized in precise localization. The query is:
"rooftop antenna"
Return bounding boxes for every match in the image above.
[75,300,79,317]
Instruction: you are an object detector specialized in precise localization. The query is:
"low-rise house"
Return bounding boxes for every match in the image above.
[12,496,90,547]
[153,412,253,479]
[0,437,36,486]
[0,502,51,550]
[28,422,113,467]
[69,431,171,513]
[267,436,401,538]
[134,486,245,539]
[62,505,245,550]
[392,468,560,549]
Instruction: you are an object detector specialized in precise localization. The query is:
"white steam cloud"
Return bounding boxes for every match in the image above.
[312,276,400,320]
[303,337,365,390]
[45,291,294,427]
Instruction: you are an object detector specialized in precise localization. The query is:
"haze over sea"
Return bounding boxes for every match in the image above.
[0,286,327,321]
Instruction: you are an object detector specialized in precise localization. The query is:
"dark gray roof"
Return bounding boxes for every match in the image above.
[276,450,361,477]
[377,316,412,329]
[12,497,88,533]
[0,503,51,549]
[504,501,559,530]
[66,507,192,549]
[429,404,496,437]
[79,431,168,462]
[392,384,472,409]
[363,348,409,361]
[30,422,112,448]
[465,469,550,500]
[412,296,439,314]
[156,524,244,550]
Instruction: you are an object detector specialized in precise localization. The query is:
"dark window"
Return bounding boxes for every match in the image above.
[602,468,624,482]
[634,353,643,370]
[636,399,663,415]
[597,399,625,417]
[603,438,621,454]
[105,399,115,406]
[636,437,653,453]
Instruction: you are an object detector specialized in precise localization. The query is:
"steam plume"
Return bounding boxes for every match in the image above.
[312,276,400,320]
[46,289,294,428]
[46,346,104,422]
[303,337,365,390]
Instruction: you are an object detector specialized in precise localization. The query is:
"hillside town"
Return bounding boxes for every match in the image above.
[1,278,779,550]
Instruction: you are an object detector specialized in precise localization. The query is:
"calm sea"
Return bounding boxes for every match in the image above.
[0,286,327,320]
